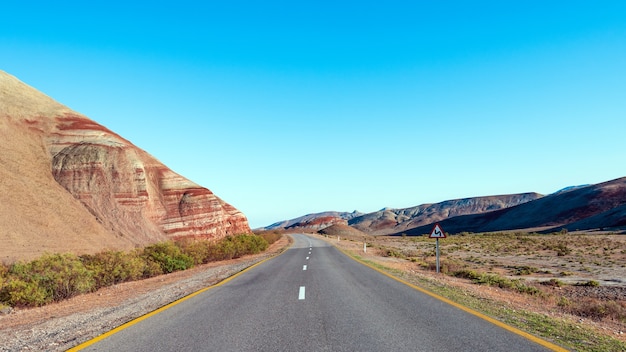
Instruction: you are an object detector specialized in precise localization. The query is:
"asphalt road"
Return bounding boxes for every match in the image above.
[78,234,558,352]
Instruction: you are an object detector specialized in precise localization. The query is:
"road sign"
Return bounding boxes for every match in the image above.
[429,223,446,273]
[429,223,446,238]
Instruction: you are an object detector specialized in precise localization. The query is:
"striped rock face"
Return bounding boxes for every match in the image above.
[0,71,249,260]
[48,113,250,241]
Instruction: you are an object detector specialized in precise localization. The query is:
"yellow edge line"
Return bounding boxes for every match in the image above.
[334,246,569,352]
[67,247,289,351]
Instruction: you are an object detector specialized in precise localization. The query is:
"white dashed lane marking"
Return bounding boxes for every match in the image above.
[299,286,306,300]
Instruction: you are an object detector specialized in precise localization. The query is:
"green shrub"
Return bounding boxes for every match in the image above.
[80,251,145,289]
[452,269,481,281]
[143,242,194,274]
[0,263,7,290]
[540,278,564,287]
[1,254,94,306]
[235,234,268,255]
[475,273,513,288]
[0,278,49,307]
[512,266,539,276]
[175,239,211,265]
[207,238,236,261]
[206,235,269,261]
[0,263,7,278]
[141,257,164,278]
[0,234,273,308]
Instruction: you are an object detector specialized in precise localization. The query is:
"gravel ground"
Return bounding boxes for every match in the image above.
[0,237,290,352]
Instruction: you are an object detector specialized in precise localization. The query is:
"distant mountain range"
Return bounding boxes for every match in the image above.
[263,211,363,231]
[263,177,626,235]
[348,193,542,235]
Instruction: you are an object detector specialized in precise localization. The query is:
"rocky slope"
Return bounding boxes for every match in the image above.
[267,177,626,236]
[398,177,626,235]
[0,71,249,262]
[349,193,543,235]
[263,194,542,235]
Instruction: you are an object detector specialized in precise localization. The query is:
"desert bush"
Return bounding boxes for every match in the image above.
[574,280,600,287]
[80,251,145,289]
[0,234,273,308]
[208,234,268,260]
[232,234,268,256]
[381,248,404,258]
[217,235,269,259]
[513,282,542,296]
[0,278,49,307]
[0,263,7,278]
[556,296,572,308]
[565,298,626,322]
[544,240,572,256]
[175,235,268,264]
[511,265,540,276]
[0,254,94,306]
[207,238,236,261]
[175,239,211,265]
[540,278,564,287]
[259,231,282,245]
[475,273,514,288]
[0,263,7,289]
[143,242,194,274]
[141,257,164,278]
[451,269,481,281]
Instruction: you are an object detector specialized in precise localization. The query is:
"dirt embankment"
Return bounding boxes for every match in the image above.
[0,236,290,352]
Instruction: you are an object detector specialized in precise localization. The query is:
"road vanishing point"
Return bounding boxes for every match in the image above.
[71,234,565,352]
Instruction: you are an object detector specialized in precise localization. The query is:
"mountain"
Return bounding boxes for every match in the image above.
[348,193,543,235]
[396,177,626,236]
[262,194,542,235]
[552,184,590,195]
[264,177,626,236]
[0,71,250,262]
[259,211,363,231]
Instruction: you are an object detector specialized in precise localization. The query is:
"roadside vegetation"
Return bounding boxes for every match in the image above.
[320,231,626,351]
[0,233,280,308]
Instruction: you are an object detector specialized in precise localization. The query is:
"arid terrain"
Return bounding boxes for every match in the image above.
[1,233,624,351]
[312,229,626,349]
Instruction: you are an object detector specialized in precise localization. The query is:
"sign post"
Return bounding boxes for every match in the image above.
[429,223,446,273]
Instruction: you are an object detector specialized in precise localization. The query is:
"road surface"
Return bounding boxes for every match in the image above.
[77,234,559,351]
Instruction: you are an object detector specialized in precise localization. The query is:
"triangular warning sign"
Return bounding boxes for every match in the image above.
[429,223,446,238]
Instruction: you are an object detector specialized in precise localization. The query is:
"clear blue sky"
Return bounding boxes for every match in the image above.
[2,1,625,228]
